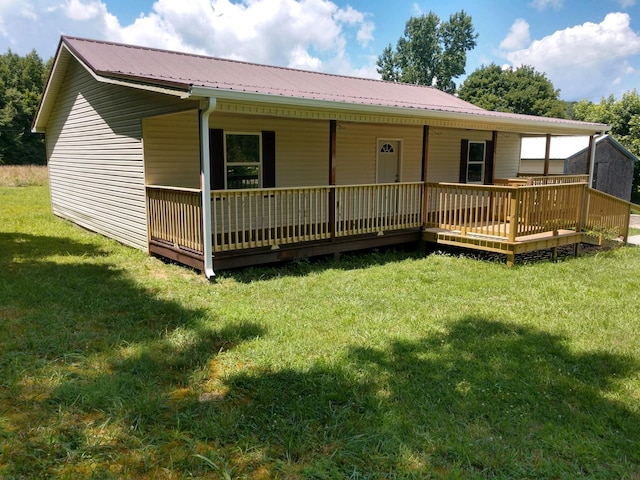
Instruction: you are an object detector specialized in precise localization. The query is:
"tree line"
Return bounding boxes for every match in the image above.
[2,9,640,195]
[0,50,50,165]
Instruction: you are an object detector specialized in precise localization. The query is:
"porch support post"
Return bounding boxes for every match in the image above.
[587,134,596,188]
[421,125,430,227]
[200,97,217,279]
[543,134,551,176]
[329,120,337,240]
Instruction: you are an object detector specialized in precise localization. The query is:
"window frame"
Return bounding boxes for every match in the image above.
[466,140,486,184]
[224,132,263,189]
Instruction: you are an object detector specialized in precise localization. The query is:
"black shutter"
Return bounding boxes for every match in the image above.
[209,129,225,190]
[262,131,276,188]
[484,140,494,185]
[459,139,469,183]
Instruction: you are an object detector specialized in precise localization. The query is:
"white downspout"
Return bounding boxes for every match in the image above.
[588,134,597,189]
[200,97,217,279]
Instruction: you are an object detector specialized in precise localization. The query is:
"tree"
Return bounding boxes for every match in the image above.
[573,91,640,202]
[377,11,478,93]
[458,64,566,117]
[0,49,49,165]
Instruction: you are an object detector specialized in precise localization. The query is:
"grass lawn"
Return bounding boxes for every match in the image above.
[2,180,640,478]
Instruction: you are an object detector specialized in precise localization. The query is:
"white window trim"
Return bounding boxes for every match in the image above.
[224,132,263,189]
[376,138,403,183]
[467,140,486,184]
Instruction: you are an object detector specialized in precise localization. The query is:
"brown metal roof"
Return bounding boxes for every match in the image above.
[35,36,609,134]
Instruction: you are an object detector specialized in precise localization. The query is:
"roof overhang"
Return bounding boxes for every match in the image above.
[32,40,191,133]
[189,86,609,136]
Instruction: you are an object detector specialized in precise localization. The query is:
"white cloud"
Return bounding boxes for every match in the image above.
[529,0,563,11]
[499,19,531,51]
[502,13,640,100]
[0,0,376,78]
[617,0,636,7]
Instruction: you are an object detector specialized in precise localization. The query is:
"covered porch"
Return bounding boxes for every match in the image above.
[145,175,634,271]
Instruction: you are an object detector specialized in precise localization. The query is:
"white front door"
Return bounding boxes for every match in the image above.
[377,140,400,183]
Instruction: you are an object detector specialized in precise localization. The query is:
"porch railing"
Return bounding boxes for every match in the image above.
[424,182,621,242]
[146,186,203,253]
[211,182,424,252]
[524,175,589,185]
[146,179,632,259]
[584,188,631,239]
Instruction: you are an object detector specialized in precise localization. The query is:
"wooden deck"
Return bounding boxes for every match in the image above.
[145,178,634,271]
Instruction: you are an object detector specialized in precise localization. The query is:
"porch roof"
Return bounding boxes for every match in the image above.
[34,36,609,136]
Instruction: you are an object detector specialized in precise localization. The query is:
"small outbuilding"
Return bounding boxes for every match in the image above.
[520,135,638,201]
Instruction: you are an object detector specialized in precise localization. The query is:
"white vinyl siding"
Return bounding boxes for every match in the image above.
[143,110,200,189]
[336,123,423,185]
[46,58,198,250]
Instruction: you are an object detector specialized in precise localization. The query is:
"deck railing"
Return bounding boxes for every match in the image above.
[211,186,332,252]
[584,188,631,240]
[425,182,591,241]
[424,183,514,238]
[524,175,589,185]
[146,186,203,253]
[146,177,632,259]
[211,182,424,252]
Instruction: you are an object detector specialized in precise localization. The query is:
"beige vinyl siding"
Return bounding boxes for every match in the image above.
[210,114,329,187]
[494,132,522,179]
[46,58,198,250]
[427,128,492,183]
[143,110,201,188]
[335,122,423,185]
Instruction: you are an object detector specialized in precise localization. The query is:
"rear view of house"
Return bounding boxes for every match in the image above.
[33,36,635,277]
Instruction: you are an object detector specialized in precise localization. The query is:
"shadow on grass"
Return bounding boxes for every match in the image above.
[0,232,265,478]
[217,244,426,283]
[188,318,640,478]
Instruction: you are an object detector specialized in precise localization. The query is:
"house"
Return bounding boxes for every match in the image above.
[33,36,634,277]
[520,135,638,201]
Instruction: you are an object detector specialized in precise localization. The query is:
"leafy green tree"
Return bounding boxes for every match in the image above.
[573,90,640,202]
[458,64,566,117]
[377,11,478,93]
[0,49,49,165]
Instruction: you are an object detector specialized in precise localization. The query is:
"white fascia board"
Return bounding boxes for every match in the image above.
[189,86,610,135]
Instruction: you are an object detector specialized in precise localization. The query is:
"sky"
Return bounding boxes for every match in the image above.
[1,0,640,102]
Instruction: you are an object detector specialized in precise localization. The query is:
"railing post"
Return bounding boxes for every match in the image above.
[509,187,520,243]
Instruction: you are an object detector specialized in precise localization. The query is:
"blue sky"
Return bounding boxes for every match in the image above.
[1,0,639,102]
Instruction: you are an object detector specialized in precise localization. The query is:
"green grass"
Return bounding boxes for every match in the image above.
[629,227,640,237]
[2,185,640,479]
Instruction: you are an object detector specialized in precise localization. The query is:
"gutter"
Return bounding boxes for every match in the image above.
[200,97,217,279]
[189,86,610,136]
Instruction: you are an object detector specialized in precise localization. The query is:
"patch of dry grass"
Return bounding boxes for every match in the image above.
[0,165,48,187]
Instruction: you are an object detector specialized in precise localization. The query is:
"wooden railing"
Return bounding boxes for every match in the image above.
[146,186,203,253]
[211,182,424,252]
[146,180,633,259]
[424,183,514,238]
[211,186,331,252]
[584,188,631,239]
[525,175,589,185]
[335,182,423,237]
[515,183,584,238]
[425,181,633,244]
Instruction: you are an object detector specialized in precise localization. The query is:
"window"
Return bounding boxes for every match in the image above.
[380,143,395,153]
[466,141,486,183]
[225,133,261,189]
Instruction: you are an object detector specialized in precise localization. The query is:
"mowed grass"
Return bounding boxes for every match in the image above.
[1,177,640,478]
